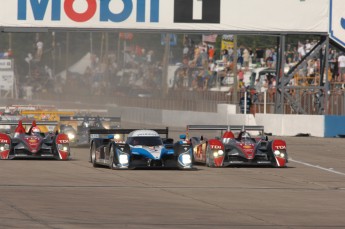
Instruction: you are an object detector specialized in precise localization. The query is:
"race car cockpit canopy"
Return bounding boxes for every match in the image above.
[127,130,163,146]
[126,136,163,147]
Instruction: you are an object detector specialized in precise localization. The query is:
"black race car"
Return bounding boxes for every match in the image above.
[59,116,121,147]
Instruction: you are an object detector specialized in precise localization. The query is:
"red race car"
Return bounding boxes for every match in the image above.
[0,120,70,160]
[187,125,288,168]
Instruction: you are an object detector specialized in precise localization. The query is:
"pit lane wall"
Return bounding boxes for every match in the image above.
[108,105,345,138]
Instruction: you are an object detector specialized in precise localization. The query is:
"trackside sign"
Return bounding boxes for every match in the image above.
[17,0,159,23]
[329,0,345,47]
[0,0,329,33]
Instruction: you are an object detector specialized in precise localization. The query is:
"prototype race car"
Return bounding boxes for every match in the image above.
[89,128,193,170]
[187,125,288,168]
[60,116,121,147]
[0,120,70,160]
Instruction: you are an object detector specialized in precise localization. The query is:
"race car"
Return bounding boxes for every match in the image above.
[0,120,71,160]
[59,116,121,147]
[0,106,75,133]
[187,125,288,168]
[89,128,193,170]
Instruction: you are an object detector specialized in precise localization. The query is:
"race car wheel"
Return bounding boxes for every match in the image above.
[91,142,99,168]
[108,146,116,170]
[206,145,213,167]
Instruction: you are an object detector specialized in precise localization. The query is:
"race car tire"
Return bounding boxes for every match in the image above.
[267,142,281,168]
[205,145,214,168]
[90,142,99,168]
[108,146,116,170]
[190,143,196,164]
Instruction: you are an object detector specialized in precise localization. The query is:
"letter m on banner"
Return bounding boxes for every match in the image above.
[174,0,220,23]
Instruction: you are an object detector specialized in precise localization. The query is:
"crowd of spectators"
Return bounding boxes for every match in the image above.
[173,37,345,105]
[10,35,165,100]
[2,34,345,109]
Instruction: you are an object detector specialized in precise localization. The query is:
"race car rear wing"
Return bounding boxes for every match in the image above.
[187,125,264,132]
[0,120,59,133]
[0,120,58,126]
[89,127,169,140]
[60,116,121,122]
[89,127,169,142]
[186,125,265,136]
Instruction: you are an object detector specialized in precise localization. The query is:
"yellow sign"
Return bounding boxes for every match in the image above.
[221,40,234,50]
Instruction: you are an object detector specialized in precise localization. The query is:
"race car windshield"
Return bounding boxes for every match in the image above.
[127,137,163,146]
[242,132,251,138]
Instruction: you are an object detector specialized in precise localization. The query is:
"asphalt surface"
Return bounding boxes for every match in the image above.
[1,133,345,229]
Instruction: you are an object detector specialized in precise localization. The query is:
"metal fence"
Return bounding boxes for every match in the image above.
[109,89,344,115]
[31,85,344,115]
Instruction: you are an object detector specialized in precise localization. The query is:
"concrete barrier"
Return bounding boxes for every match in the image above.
[324,115,345,137]
[255,114,324,137]
[107,104,344,137]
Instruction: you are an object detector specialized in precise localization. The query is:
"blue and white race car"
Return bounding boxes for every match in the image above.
[89,128,193,170]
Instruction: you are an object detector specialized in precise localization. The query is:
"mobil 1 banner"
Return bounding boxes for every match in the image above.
[174,0,220,23]
[0,0,328,32]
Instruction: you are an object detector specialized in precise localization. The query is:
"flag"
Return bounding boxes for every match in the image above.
[202,34,218,43]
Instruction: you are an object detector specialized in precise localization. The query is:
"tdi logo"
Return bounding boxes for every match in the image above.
[174,0,220,23]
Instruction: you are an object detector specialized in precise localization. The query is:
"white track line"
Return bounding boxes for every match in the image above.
[290,158,345,176]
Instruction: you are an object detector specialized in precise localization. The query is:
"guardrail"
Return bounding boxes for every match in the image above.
[29,87,345,115]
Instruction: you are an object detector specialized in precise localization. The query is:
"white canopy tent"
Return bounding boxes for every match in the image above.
[57,52,91,80]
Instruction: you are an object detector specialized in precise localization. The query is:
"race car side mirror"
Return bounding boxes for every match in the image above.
[179,134,186,140]
[163,138,174,144]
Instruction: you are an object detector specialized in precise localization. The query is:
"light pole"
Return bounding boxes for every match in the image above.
[162,34,171,98]
[232,35,238,104]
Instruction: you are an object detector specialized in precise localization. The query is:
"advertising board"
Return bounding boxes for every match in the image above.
[0,0,328,33]
[329,0,345,47]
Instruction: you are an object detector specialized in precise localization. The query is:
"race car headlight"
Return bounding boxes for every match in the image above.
[274,150,280,156]
[58,144,69,152]
[213,150,224,158]
[119,154,129,164]
[274,150,285,158]
[0,144,9,151]
[114,134,121,140]
[181,154,192,164]
[178,153,192,167]
[67,133,75,140]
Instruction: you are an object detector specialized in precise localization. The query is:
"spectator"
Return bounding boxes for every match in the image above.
[238,68,244,83]
[298,42,306,59]
[268,77,277,102]
[261,79,268,94]
[305,40,311,54]
[239,91,252,114]
[35,39,44,61]
[221,49,229,64]
[338,52,345,83]
[208,46,215,62]
[242,48,250,72]
[183,45,189,59]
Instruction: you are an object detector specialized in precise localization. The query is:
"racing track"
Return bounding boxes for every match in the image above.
[0,128,345,229]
